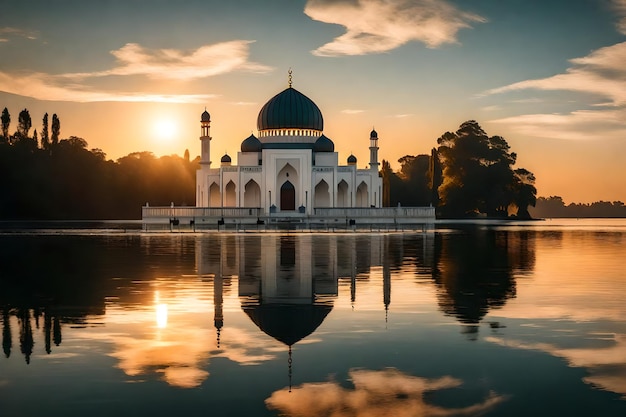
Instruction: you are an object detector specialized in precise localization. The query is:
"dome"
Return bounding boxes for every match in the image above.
[241,134,262,152]
[257,87,323,131]
[243,303,333,346]
[370,129,378,138]
[314,134,334,152]
[220,153,231,163]
[347,154,357,164]
[201,110,211,122]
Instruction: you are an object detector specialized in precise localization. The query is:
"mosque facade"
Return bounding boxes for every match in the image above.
[195,78,383,214]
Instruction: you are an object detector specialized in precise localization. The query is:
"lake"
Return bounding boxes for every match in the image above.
[1,219,626,416]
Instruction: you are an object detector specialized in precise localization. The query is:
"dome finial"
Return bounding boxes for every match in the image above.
[288,68,293,88]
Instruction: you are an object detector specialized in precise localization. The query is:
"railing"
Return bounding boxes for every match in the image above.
[143,207,263,218]
[313,207,435,218]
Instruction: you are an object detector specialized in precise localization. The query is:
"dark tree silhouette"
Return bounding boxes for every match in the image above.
[41,113,50,151]
[436,120,535,218]
[51,113,60,146]
[17,109,32,139]
[1,107,9,143]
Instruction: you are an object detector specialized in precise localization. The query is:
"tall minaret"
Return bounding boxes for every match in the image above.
[369,129,379,171]
[200,109,211,166]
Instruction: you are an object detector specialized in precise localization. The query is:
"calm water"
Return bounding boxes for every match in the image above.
[1,219,626,416]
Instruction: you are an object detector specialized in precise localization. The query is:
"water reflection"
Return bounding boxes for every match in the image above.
[432,229,535,337]
[266,368,507,417]
[2,227,626,416]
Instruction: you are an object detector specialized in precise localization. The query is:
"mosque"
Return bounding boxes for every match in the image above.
[195,72,382,213]
[142,73,435,229]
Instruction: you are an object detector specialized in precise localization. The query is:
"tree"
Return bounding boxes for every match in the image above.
[51,114,60,146]
[511,168,537,219]
[381,160,392,206]
[41,113,50,151]
[17,109,32,138]
[1,108,9,143]
[436,120,534,218]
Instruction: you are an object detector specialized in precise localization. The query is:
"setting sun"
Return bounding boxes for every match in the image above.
[154,119,178,141]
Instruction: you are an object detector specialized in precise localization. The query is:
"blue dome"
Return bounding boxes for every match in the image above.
[201,110,211,122]
[370,129,378,138]
[221,153,231,163]
[257,87,323,131]
[314,134,334,152]
[347,154,357,164]
[241,134,262,152]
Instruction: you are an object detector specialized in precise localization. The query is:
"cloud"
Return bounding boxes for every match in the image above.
[487,334,626,398]
[69,41,272,81]
[484,42,626,141]
[0,27,38,42]
[613,0,626,34]
[341,109,365,114]
[304,0,485,56]
[266,368,507,417]
[484,42,626,107]
[0,40,271,103]
[490,109,626,141]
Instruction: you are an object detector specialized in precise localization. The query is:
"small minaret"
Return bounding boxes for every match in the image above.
[369,129,379,171]
[214,274,224,348]
[200,109,211,166]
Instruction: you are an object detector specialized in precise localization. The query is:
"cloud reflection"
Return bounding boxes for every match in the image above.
[487,334,626,398]
[266,368,507,416]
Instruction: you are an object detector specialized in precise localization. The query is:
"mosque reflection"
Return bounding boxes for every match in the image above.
[0,229,536,366]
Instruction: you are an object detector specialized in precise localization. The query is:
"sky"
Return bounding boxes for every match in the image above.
[1,0,625,203]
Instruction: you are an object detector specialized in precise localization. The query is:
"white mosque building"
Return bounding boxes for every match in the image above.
[142,75,435,229]
[195,77,382,213]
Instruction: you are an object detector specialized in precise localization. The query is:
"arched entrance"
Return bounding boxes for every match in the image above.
[337,180,349,207]
[209,182,220,207]
[280,181,296,211]
[244,180,261,207]
[356,181,369,207]
[225,181,236,207]
[314,180,330,207]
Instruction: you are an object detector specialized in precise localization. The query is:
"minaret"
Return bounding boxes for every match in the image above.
[214,273,224,348]
[200,109,211,166]
[369,129,379,171]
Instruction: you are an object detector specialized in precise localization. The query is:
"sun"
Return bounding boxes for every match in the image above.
[154,119,178,141]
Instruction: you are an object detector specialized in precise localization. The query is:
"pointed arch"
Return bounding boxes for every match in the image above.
[314,179,330,207]
[356,181,369,207]
[209,182,220,207]
[244,179,261,207]
[280,181,296,211]
[225,180,236,207]
[337,180,349,207]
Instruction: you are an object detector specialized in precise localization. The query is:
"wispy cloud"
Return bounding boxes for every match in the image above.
[0,71,215,103]
[0,27,38,42]
[490,109,626,141]
[304,0,485,56]
[0,40,271,103]
[613,0,626,34]
[389,113,412,118]
[484,42,626,106]
[67,41,272,80]
[484,41,626,141]
[341,109,365,114]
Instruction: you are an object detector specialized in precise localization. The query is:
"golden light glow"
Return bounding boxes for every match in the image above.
[156,303,168,328]
[153,119,178,142]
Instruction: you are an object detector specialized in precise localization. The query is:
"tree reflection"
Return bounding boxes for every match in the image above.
[432,229,535,328]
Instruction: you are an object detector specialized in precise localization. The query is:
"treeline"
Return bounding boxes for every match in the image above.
[383,120,537,219]
[1,107,198,220]
[2,106,536,220]
[529,196,626,218]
